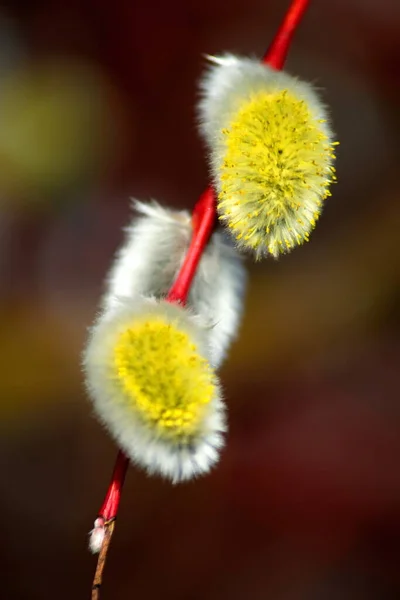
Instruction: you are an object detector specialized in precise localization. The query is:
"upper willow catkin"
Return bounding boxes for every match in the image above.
[198,54,338,258]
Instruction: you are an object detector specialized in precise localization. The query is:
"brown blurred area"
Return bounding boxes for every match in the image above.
[0,0,399,598]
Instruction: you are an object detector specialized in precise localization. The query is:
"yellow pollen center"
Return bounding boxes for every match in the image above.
[113,317,215,440]
[218,88,337,257]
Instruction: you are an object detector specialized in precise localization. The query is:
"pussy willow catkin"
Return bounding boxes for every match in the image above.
[198,55,338,258]
[83,297,226,483]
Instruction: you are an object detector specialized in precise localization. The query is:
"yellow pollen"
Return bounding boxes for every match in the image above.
[217,88,337,258]
[113,317,216,440]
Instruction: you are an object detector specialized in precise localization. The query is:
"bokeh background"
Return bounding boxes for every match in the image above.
[1,0,399,598]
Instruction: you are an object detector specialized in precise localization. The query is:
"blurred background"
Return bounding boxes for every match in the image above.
[1,0,399,598]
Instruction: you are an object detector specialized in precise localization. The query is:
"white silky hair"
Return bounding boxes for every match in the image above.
[197,53,332,153]
[83,296,226,483]
[103,199,247,368]
[104,201,191,311]
[88,519,105,554]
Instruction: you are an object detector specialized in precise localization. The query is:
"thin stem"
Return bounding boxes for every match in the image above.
[99,451,129,521]
[89,1,311,594]
[263,0,310,69]
[90,452,128,598]
[91,519,116,600]
[166,187,216,305]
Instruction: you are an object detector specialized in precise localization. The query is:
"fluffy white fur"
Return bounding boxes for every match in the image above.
[190,227,246,367]
[83,296,226,483]
[104,201,191,312]
[89,518,105,554]
[103,199,247,368]
[197,54,332,146]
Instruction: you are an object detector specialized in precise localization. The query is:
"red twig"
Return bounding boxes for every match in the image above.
[89,0,311,595]
[91,519,115,600]
[263,0,310,69]
[98,450,129,521]
[166,187,216,305]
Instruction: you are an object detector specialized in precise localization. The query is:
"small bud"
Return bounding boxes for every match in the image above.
[83,297,226,483]
[198,55,337,258]
[89,518,105,554]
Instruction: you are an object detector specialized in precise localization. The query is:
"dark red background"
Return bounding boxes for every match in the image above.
[1,1,399,598]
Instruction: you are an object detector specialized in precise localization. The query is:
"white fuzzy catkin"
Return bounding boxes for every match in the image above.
[197,55,337,258]
[103,199,247,367]
[83,296,226,483]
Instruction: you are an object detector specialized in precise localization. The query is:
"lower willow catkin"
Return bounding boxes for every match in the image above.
[83,200,245,483]
[83,297,225,483]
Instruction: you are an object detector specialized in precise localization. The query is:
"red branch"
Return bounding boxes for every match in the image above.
[263,0,310,69]
[90,0,311,595]
[98,450,129,521]
[167,187,216,305]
